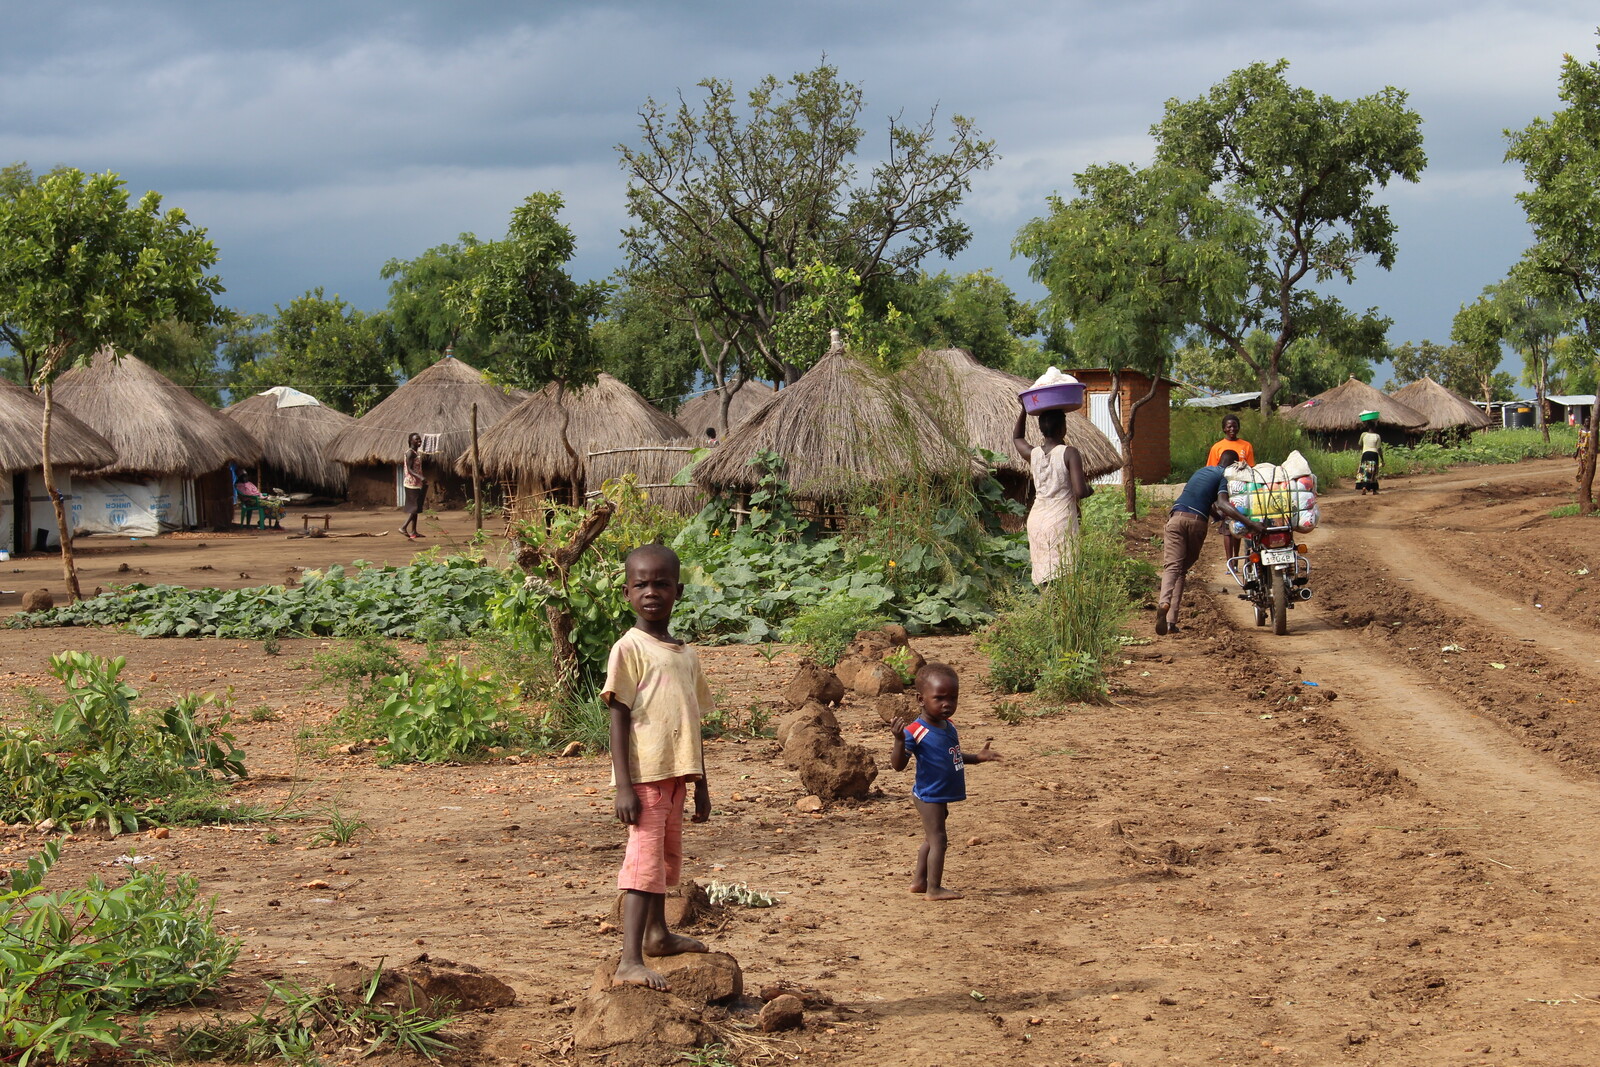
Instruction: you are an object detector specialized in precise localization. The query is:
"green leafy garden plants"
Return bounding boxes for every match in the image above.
[0,841,240,1065]
[0,652,247,834]
[12,555,512,640]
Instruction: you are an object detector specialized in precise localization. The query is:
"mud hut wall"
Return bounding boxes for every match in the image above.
[1070,369,1172,484]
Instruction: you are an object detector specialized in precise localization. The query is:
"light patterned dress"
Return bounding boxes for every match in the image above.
[1026,445,1081,585]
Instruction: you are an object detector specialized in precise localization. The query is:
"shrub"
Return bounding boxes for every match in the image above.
[0,653,246,834]
[782,591,889,666]
[307,635,410,713]
[371,656,525,764]
[0,842,240,1065]
[979,527,1132,703]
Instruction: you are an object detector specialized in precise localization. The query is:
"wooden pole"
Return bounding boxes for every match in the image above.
[471,402,483,533]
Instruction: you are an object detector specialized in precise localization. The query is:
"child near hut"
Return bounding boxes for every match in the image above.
[888,663,1002,900]
[604,544,714,990]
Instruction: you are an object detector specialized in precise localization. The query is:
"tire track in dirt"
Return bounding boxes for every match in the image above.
[1198,462,1600,908]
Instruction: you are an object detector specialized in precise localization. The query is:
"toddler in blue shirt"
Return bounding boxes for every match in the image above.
[889,662,1002,900]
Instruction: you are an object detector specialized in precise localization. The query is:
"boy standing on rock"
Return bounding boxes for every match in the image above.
[605,544,714,990]
[889,662,1002,900]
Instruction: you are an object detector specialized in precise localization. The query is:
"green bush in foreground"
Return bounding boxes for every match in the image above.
[0,842,240,1066]
[0,653,246,833]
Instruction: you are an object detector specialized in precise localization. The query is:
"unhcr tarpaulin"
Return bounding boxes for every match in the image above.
[71,477,193,537]
[2,471,74,551]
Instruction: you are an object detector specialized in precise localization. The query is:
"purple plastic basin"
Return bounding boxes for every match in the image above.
[1019,382,1085,413]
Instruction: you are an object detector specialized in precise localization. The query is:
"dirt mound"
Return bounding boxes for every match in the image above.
[331,954,516,1014]
[834,625,924,696]
[779,701,877,800]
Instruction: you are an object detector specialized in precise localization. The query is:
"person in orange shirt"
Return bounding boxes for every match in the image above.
[1205,415,1255,565]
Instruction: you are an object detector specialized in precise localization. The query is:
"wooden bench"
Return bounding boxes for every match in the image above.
[302,513,333,532]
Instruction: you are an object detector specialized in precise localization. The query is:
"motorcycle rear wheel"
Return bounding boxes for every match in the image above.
[1271,569,1289,635]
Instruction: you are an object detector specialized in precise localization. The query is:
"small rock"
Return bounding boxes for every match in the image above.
[148,827,170,840]
[966,836,982,846]
[21,588,53,613]
[759,993,804,1032]
[561,741,583,757]
[795,795,824,813]
[303,880,330,889]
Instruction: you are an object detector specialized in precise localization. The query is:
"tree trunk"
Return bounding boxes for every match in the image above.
[1257,363,1283,418]
[511,500,616,694]
[1107,369,1139,515]
[37,367,84,602]
[1538,359,1551,444]
[1579,396,1598,517]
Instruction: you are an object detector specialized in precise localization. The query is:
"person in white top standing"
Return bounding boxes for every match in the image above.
[1013,403,1093,585]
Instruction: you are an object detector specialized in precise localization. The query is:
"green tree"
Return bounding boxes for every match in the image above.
[1015,161,1257,512]
[618,61,997,385]
[1505,35,1600,510]
[380,235,494,377]
[1393,334,1515,404]
[1449,276,1570,439]
[0,167,225,599]
[892,270,1045,371]
[1175,330,1374,400]
[1153,60,1426,414]
[449,192,610,391]
[592,283,702,411]
[233,290,395,415]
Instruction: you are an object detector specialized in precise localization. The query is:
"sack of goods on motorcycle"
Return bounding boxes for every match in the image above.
[1226,450,1319,534]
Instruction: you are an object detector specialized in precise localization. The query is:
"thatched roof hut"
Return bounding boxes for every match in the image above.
[1285,376,1426,450]
[325,356,524,506]
[0,377,116,473]
[465,374,698,510]
[53,351,262,477]
[692,345,971,504]
[222,387,357,494]
[902,348,1123,480]
[676,380,777,439]
[1389,377,1493,433]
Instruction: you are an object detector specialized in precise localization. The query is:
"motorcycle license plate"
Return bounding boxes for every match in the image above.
[1260,547,1297,566]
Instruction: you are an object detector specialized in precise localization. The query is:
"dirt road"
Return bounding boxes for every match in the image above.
[1,463,1596,1066]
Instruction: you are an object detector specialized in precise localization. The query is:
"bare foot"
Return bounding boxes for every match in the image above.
[612,960,668,990]
[926,886,964,900]
[643,932,707,957]
[909,880,927,894]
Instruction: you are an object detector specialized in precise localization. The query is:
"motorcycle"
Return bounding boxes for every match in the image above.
[1227,525,1311,635]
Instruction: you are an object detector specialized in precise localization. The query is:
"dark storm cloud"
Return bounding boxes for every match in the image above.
[4,1,1597,351]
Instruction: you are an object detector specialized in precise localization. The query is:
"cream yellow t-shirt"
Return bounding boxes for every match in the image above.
[602,627,712,785]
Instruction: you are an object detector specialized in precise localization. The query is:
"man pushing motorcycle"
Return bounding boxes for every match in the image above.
[1157,449,1264,636]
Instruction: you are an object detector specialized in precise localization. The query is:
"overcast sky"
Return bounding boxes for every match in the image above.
[7,1,1598,379]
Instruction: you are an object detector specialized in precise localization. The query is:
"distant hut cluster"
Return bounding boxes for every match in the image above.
[1288,375,1494,449]
[1,339,1128,550]
[222,387,355,496]
[468,373,701,514]
[326,356,524,507]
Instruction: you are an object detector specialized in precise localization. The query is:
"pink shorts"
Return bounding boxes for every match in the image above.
[617,776,688,894]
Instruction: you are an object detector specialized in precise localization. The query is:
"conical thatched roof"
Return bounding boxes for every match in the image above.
[1389,377,1493,432]
[676,380,777,437]
[693,346,972,501]
[463,373,692,491]
[902,348,1123,479]
[326,356,524,470]
[1285,377,1426,432]
[53,351,262,477]
[0,377,117,473]
[222,387,357,492]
